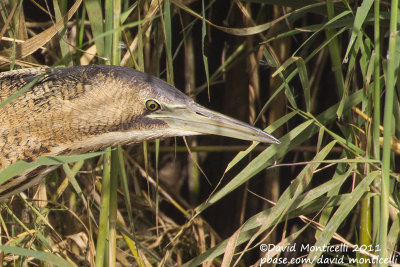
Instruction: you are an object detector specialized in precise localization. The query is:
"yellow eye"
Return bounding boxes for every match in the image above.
[145,99,160,111]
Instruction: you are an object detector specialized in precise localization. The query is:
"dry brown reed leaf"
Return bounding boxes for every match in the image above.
[0,0,82,61]
[0,54,42,67]
[0,2,18,43]
[80,44,97,65]
[352,107,400,154]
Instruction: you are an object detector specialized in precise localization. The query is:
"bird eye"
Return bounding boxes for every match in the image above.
[145,99,161,111]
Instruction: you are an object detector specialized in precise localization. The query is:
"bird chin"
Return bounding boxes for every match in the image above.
[67,129,200,152]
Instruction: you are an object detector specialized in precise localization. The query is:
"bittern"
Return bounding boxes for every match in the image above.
[0,65,279,200]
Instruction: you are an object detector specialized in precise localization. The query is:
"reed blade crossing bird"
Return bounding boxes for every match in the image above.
[0,65,279,200]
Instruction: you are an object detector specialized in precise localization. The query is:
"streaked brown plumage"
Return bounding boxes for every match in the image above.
[0,65,279,200]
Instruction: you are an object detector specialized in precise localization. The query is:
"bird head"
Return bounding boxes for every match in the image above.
[76,65,281,146]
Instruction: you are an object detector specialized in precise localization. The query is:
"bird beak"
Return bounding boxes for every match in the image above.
[148,103,280,144]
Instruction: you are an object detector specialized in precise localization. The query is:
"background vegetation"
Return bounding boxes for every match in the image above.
[0,0,398,266]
